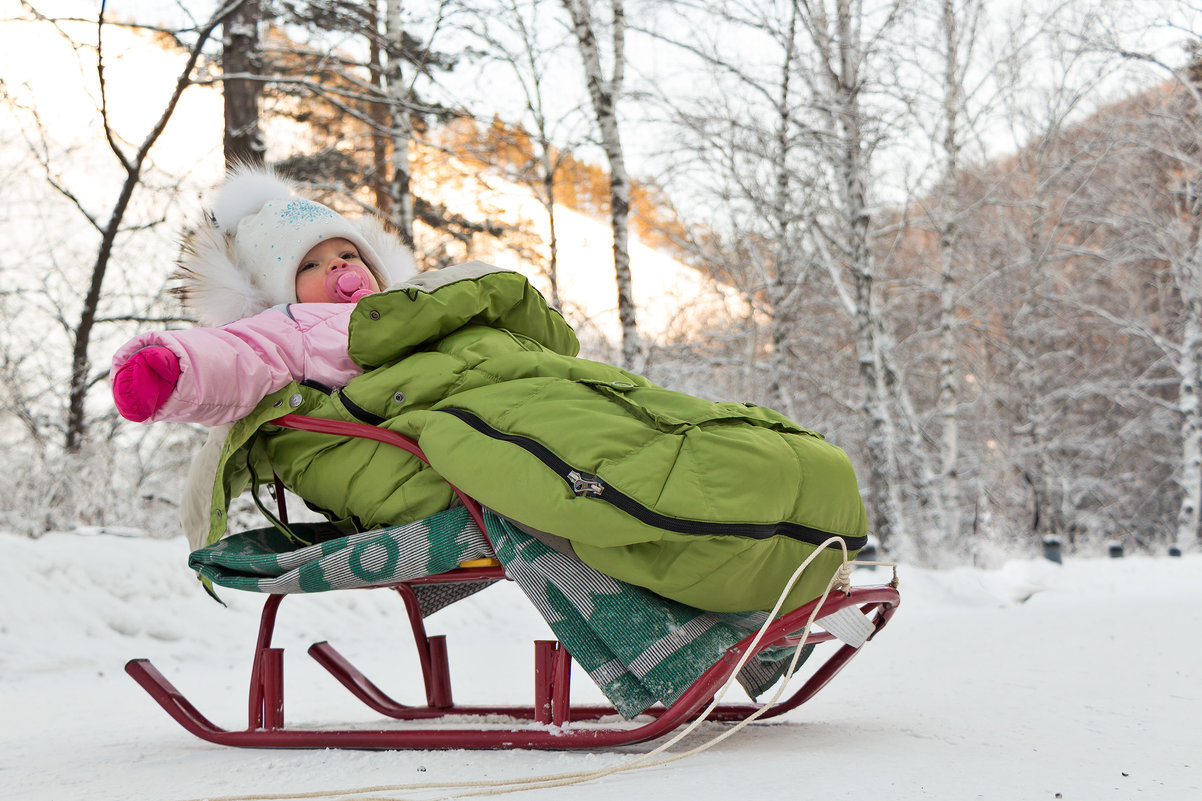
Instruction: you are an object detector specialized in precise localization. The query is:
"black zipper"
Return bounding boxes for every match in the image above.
[438,407,866,551]
[299,380,386,425]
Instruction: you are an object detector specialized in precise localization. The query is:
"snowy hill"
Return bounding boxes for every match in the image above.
[2,528,1198,800]
[409,151,745,347]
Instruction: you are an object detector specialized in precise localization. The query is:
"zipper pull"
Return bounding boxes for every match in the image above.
[566,470,605,497]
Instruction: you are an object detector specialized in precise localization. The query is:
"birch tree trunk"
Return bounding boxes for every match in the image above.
[562,0,640,367]
[542,154,562,307]
[1174,243,1202,548]
[934,0,973,547]
[1011,186,1067,544]
[852,265,908,550]
[805,0,909,552]
[765,0,803,422]
[1171,59,1202,551]
[878,323,945,553]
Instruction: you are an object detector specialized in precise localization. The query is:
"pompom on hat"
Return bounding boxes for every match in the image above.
[176,164,417,325]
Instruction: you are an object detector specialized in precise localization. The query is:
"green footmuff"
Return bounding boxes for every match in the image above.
[201,262,869,615]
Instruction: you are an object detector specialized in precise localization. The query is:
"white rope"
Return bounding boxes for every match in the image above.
[183,543,896,801]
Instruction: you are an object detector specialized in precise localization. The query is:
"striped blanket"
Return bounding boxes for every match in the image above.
[189,506,806,718]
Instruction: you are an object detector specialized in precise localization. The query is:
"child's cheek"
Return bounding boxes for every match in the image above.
[295,270,327,303]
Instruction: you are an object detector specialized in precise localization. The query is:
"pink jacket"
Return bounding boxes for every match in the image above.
[111,304,360,426]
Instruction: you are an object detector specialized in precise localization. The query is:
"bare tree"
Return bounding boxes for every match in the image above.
[640,0,932,554]
[268,1,499,258]
[890,0,992,552]
[561,0,641,367]
[1084,19,1202,551]
[928,0,980,548]
[961,3,1164,554]
[642,0,825,419]
[457,0,591,307]
[5,1,242,452]
[793,0,917,553]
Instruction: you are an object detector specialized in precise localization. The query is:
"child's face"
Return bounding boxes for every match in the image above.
[295,238,381,303]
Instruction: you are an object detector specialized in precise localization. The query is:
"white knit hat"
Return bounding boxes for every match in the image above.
[176,164,417,325]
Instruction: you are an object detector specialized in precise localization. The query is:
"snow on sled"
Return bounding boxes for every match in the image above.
[126,415,900,750]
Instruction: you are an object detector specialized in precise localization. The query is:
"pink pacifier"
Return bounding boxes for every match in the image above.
[324,263,377,303]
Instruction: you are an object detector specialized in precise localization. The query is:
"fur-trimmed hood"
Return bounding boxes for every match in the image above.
[175,165,417,326]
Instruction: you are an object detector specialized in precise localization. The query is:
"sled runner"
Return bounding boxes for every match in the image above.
[126,414,900,750]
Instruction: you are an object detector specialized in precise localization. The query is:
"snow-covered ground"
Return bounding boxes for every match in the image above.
[1,530,1197,801]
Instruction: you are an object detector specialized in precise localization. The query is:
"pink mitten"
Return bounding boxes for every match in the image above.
[112,346,181,422]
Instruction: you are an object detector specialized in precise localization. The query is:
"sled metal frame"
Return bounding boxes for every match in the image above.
[126,414,900,750]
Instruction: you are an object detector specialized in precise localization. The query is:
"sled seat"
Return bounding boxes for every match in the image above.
[126,414,900,750]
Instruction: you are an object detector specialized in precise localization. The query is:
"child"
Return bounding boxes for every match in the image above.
[113,166,869,615]
[112,165,415,426]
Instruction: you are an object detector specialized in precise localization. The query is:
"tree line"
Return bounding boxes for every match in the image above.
[1,0,1198,562]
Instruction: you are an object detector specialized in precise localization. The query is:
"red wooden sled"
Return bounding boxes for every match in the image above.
[126,414,900,750]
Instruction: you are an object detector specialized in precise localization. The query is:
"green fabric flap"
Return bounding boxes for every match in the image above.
[204,383,309,548]
[484,513,805,717]
[189,506,488,593]
[349,264,580,369]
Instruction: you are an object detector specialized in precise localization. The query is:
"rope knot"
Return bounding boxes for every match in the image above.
[833,560,853,594]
